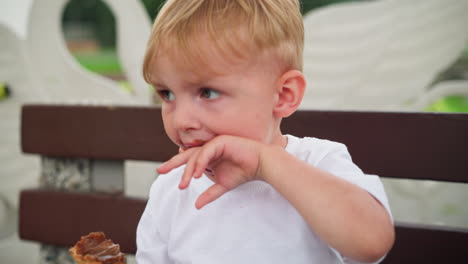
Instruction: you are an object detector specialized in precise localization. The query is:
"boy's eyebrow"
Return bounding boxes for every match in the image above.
[152,82,168,89]
[152,75,214,89]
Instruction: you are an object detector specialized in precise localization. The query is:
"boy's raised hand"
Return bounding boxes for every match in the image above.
[157,135,263,209]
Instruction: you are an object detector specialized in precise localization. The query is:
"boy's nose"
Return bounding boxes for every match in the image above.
[172,103,201,131]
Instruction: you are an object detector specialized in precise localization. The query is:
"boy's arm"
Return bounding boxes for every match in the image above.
[158,135,394,262]
[259,144,394,263]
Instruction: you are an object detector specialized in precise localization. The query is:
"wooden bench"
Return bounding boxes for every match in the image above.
[19,104,468,263]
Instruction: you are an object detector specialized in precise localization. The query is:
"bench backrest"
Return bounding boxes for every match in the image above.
[20,104,468,262]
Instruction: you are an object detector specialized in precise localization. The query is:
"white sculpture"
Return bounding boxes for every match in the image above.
[23,0,152,104]
[301,0,468,111]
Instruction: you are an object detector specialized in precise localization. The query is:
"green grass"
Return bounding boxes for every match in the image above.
[72,49,123,76]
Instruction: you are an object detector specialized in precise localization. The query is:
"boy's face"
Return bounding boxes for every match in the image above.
[151,47,285,150]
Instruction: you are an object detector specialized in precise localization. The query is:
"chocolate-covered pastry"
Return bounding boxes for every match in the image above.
[69,232,125,264]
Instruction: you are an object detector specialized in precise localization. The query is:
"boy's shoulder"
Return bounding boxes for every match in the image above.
[285,134,350,165]
[285,134,347,153]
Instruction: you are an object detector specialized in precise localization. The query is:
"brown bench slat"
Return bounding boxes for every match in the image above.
[19,189,468,260]
[22,105,468,182]
[19,189,146,254]
[21,105,178,162]
[382,223,468,263]
[282,110,468,183]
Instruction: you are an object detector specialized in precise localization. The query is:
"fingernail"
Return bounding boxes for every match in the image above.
[179,181,186,189]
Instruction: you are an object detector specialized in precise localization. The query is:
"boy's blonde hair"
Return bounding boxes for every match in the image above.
[143,0,304,84]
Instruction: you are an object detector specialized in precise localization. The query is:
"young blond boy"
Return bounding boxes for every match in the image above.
[136,0,394,263]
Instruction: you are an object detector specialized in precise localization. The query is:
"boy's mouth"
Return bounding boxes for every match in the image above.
[180,140,206,150]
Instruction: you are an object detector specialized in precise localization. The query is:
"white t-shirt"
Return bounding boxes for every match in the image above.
[136,135,392,264]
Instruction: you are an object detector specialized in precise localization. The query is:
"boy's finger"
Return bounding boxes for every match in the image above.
[186,143,219,183]
[194,141,223,174]
[157,148,194,174]
[179,151,200,189]
[195,183,228,210]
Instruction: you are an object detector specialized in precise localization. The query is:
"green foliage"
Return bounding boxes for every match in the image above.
[62,0,116,48]
[426,96,468,113]
[0,83,10,100]
[141,0,165,20]
[301,0,360,14]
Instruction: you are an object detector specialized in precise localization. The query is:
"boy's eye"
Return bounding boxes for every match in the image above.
[157,90,175,101]
[200,88,220,100]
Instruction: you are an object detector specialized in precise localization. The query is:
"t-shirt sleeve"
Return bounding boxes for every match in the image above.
[315,141,392,221]
[314,142,393,264]
[136,177,172,264]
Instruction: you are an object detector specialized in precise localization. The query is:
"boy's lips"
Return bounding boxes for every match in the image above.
[180,140,206,150]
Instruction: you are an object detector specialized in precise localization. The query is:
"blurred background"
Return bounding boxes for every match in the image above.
[1,0,467,263]
[60,0,468,111]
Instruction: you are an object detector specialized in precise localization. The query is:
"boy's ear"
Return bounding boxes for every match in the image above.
[273,70,306,118]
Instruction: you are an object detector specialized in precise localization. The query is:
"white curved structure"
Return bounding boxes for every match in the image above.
[24,0,151,104]
[301,0,468,111]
